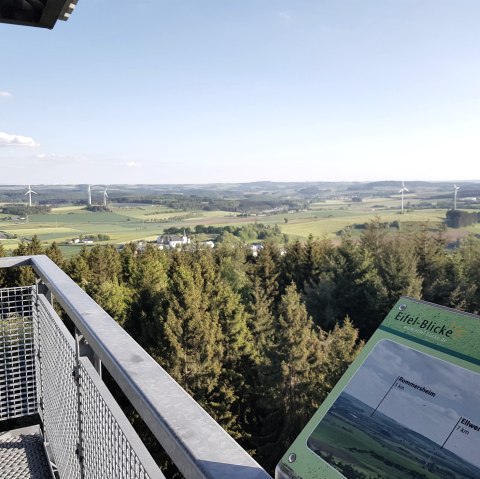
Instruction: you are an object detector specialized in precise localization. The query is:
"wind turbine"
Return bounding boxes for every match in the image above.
[399,181,408,214]
[88,185,92,205]
[25,185,37,207]
[103,186,108,207]
[454,184,460,210]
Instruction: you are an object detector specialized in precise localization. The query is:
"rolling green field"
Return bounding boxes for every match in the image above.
[0,194,472,257]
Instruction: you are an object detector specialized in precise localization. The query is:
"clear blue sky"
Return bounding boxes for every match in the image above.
[1,0,480,184]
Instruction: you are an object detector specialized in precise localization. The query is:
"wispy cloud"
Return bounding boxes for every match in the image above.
[35,153,86,163]
[121,161,141,168]
[0,91,12,98]
[0,131,39,147]
[277,11,292,21]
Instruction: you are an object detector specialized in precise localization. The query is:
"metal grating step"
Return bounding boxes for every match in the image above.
[0,426,52,479]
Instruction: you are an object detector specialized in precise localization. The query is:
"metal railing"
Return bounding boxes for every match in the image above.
[0,255,271,479]
[0,286,37,421]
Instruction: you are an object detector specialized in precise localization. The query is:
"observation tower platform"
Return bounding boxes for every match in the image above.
[0,426,51,479]
[0,255,271,479]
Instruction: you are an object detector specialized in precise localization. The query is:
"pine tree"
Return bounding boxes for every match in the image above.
[256,241,281,296]
[459,236,480,312]
[91,279,133,327]
[126,245,170,349]
[45,242,65,269]
[301,235,333,287]
[280,239,305,288]
[413,225,448,301]
[276,284,321,435]
[245,277,277,454]
[257,283,321,467]
[375,235,422,312]
[214,232,250,295]
[161,252,224,405]
[210,277,254,438]
[119,242,137,284]
[311,232,382,336]
[25,235,43,255]
[280,236,335,296]
[360,217,388,258]
[66,252,91,290]
[321,317,363,394]
[249,278,276,364]
[9,236,44,286]
[86,244,122,286]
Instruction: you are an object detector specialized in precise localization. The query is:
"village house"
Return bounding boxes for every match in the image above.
[157,231,190,249]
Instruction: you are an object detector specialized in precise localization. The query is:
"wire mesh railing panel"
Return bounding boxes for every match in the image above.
[36,293,82,479]
[79,359,161,479]
[35,292,163,479]
[0,286,37,421]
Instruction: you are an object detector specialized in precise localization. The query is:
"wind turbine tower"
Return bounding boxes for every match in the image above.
[25,185,37,207]
[454,184,460,210]
[399,181,408,214]
[88,185,92,205]
[103,186,108,207]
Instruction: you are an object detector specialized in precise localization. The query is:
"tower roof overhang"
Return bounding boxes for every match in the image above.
[0,0,78,29]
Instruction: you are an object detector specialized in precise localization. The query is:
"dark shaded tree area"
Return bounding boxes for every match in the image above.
[445,209,480,228]
[164,222,286,243]
[1,220,480,474]
[113,194,303,213]
[0,204,51,215]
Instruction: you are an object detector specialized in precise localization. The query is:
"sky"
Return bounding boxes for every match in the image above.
[343,340,480,468]
[1,0,480,184]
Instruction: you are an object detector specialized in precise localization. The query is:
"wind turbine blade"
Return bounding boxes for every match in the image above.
[404,187,409,192]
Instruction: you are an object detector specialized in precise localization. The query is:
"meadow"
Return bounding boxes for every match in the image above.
[0,191,475,256]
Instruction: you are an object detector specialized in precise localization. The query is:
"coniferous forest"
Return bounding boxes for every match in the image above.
[1,219,480,475]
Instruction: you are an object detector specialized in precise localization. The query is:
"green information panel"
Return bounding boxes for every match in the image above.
[276,297,480,479]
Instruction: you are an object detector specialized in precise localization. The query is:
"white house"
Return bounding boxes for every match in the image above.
[250,243,264,257]
[157,231,190,248]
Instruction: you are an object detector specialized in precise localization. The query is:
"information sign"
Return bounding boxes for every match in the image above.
[276,297,480,479]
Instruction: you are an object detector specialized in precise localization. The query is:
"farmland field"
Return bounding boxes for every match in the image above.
[0,185,477,256]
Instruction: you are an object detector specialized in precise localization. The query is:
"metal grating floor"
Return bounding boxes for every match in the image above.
[0,426,52,479]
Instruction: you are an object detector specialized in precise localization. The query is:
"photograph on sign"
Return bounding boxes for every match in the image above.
[307,340,480,479]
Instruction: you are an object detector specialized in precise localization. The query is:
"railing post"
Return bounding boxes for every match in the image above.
[35,278,53,419]
[75,331,102,379]
[36,278,53,305]
[37,276,103,378]
[34,285,44,416]
[74,329,86,479]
